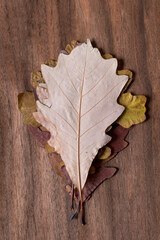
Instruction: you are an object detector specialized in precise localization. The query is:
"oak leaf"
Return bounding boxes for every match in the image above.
[18,92,40,127]
[33,39,128,192]
[28,125,50,147]
[45,143,55,153]
[65,40,78,54]
[117,93,147,128]
[96,146,111,160]
[94,124,129,167]
[31,71,45,88]
[48,152,66,179]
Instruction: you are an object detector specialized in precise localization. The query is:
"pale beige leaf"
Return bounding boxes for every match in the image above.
[33,39,128,190]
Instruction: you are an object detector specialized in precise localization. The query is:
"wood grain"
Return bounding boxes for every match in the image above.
[0,0,159,239]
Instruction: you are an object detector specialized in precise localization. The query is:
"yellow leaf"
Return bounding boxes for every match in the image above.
[118,69,132,79]
[98,146,111,160]
[89,165,96,175]
[103,53,113,59]
[117,92,147,128]
[118,69,133,92]
[45,143,55,153]
[45,59,57,67]
[95,153,117,167]
[18,91,40,127]
[30,71,45,88]
[65,40,78,54]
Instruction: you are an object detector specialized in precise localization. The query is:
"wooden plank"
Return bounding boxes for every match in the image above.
[0,0,159,239]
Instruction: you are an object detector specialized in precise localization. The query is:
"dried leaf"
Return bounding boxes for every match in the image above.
[94,124,129,166]
[103,53,113,59]
[30,71,45,88]
[89,165,96,175]
[65,40,78,54]
[18,92,40,127]
[33,39,128,192]
[45,143,55,153]
[117,69,132,79]
[82,167,117,202]
[45,59,57,67]
[117,93,147,128]
[117,70,133,92]
[28,125,50,147]
[96,146,111,160]
[48,152,66,179]
[108,124,129,154]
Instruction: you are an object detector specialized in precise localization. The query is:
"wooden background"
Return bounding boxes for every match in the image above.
[0,0,159,239]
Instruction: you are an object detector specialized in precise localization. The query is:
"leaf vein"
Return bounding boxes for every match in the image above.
[81,79,126,117]
[80,110,117,137]
[82,61,115,97]
[45,68,78,114]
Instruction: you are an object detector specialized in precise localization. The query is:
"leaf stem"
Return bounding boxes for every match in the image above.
[71,183,74,210]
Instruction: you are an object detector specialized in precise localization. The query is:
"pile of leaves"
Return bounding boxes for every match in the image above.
[18,40,147,222]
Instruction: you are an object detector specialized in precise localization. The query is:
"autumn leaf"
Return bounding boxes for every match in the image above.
[89,165,96,174]
[94,124,129,167]
[82,167,117,202]
[102,53,113,59]
[33,39,128,194]
[96,146,112,160]
[45,143,55,153]
[18,91,40,127]
[45,59,57,67]
[117,70,133,92]
[117,92,147,128]
[30,71,45,88]
[65,40,78,54]
[107,124,129,153]
[28,125,50,147]
[48,152,66,179]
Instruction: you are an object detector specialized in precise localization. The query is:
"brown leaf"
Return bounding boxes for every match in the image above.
[28,125,50,147]
[82,167,117,202]
[48,152,66,179]
[107,124,129,154]
[94,124,129,167]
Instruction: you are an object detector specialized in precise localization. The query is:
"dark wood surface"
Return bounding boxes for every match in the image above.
[0,0,159,239]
